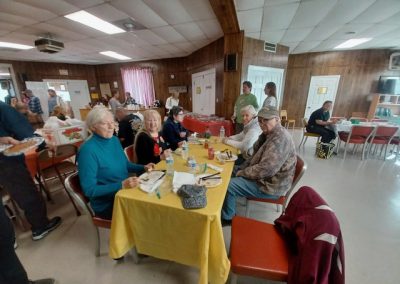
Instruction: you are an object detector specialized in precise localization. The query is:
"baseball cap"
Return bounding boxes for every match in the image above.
[257,106,279,119]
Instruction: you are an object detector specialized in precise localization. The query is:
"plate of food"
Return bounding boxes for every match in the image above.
[139,170,166,193]
[196,173,222,188]
[216,151,238,162]
[3,137,44,156]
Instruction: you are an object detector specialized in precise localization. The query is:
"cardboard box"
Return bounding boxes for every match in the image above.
[42,125,87,145]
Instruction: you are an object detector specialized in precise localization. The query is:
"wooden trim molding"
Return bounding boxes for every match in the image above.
[209,0,240,34]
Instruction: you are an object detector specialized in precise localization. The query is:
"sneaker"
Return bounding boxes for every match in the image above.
[221,218,232,227]
[32,217,62,241]
[29,278,56,284]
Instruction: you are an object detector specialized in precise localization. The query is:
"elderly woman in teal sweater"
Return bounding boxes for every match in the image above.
[78,107,154,220]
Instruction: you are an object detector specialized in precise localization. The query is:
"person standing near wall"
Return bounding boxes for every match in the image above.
[262,82,277,108]
[165,92,179,114]
[109,90,122,115]
[231,81,259,134]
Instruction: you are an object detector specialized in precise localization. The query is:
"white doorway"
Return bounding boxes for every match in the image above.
[247,65,284,108]
[304,75,341,119]
[191,68,216,115]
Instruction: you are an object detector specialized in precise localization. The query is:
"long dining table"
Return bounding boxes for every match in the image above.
[109,141,236,284]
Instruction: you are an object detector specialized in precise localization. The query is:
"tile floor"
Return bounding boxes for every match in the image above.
[13,130,400,284]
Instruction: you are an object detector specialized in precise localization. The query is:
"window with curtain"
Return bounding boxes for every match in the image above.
[121,67,155,106]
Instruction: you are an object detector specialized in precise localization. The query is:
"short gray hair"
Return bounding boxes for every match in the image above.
[240,105,257,116]
[86,106,113,131]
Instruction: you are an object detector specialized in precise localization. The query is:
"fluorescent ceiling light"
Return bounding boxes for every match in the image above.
[0,73,11,76]
[0,41,33,50]
[65,11,125,34]
[100,51,131,60]
[334,38,372,49]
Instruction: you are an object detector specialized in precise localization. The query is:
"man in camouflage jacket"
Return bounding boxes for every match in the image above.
[222,106,296,225]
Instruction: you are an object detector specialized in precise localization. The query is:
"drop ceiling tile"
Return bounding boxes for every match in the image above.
[14,0,78,16]
[281,28,313,43]
[0,0,57,21]
[288,0,336,29]
[327,24,373,41]
[0,22,21,31]
[143,0,192,25]
[156,44,183,54]
[311,39,346,52]
[279,41,299,52]
[357,24,399,38]
[292,40,322,54]
[237,9,263,33]
[0,12,38,26]
[64,0,105,9]
[180,0,216,21]
[245,32,261,40]
[151,26,186,43]
[376,27,400,40]
[264,0,300,7]
[379,11,400,26]
[317,0,375,25]
[114,33,151,47]
[174,42,195,53]
[47,17,106,37]
[262,2,299,30]
[235,0,265,11]
[302,23,341,42]
[173,22,206,41]
[352,0,400,24]
[196,19,223,40]
[110,0,168,28]
[0,32,38,43]
[86,3,130,22]
[260,29,286,43]
[0,31,10,36]
[134,30,168,45]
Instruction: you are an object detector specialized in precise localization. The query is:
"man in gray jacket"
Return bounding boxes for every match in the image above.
[221,106,296,225]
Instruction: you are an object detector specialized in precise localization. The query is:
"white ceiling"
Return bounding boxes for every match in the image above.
[0,0,223,64]
[235,0,400,54]
[0,0,399,65]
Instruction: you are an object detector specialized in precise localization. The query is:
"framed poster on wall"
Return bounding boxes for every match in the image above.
[389,52,400,70]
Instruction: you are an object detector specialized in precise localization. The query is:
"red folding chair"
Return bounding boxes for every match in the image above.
[368,126,399,160]
[338,125,375,159]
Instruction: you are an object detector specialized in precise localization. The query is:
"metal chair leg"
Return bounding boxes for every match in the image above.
[245,199,251,217]
[229,272,238,284]
[95,227,101,257]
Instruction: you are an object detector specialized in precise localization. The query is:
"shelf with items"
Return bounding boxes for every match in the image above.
[367,93,400,121]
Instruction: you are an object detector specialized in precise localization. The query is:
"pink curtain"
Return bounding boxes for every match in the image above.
[121,67,155,106]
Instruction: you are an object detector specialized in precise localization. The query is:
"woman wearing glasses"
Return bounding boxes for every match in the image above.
[78,106,154,220]
[162,106,188,151]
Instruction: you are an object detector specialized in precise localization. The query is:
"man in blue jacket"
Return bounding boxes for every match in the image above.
[0,101,61,241]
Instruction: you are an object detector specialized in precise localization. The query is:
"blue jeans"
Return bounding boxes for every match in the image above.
[222,177,279,220]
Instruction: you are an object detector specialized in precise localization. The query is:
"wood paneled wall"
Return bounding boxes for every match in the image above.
[95,58,189,110]
[282,49,400,126]
[2,60,97,94]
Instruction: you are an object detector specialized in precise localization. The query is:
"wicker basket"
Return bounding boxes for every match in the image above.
[315,142,335,159]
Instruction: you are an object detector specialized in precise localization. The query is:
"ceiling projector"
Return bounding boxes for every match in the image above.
[35,38,64,53]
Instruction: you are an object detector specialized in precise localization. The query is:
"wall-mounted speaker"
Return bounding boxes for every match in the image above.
[224,53,237,72]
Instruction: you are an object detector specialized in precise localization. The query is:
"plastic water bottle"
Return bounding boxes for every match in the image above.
[219,126,225,142]
[181,141,189,160]
[188,157,197,174]
[166,155,174,176]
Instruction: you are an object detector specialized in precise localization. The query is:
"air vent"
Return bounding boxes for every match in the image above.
[264,41,277,53]
[113,18,146,32]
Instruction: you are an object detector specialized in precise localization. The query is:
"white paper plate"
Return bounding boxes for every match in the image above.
[139,171,165,193]
[216,152,238,162]
[0,144,12,153]
[2,137,44,156]
[196,174,222,188]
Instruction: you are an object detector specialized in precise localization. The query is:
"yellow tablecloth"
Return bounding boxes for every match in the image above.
[109,142,236,284]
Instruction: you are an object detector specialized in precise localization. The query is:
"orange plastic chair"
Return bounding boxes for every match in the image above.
[337,125,375,159]
[245,155,306,215]
[229,216,289,283]
[367,126,399,160]
[65,172,111,257]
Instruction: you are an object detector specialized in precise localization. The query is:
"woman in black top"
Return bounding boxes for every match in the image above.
[134,110,171,165]
[306,100,336,143]
[162,106,188,151]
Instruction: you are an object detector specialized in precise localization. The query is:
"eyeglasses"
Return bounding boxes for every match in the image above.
[258,117,271,124]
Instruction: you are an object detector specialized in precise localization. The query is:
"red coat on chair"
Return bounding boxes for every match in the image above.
[275,186,345,284]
